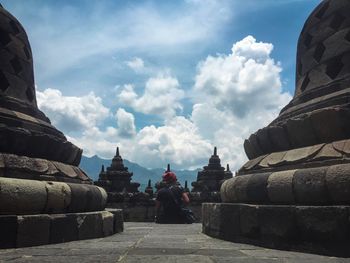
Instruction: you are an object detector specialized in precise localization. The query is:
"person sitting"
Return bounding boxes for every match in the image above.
[155,171,190,224]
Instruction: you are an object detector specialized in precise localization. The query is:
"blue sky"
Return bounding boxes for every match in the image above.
[2,0,320,169]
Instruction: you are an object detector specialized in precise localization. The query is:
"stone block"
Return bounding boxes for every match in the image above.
[285,116,318,148]
[53,161,77,178]
[220,177,237,202]
[17,214,50,247]
[101,211,114,237]
[106,208,124,233]
[0,215,17,248]
[0,177,47,214]
[246,173,269,203]
[44,181,71,213]
[243,139,256,160]
[256,128,272,154]
[267,170,296,204]
[76,212,103,240]
[202,203,240,241]
[67,184,104,212]
[283,144,323,164]
[231,175,251,202]
[259,205,297,242]
[50,214,78,244]
[293,167,328,204]
[239,204,259,238]
[326,163,350,203]
[241,154,267,171]
[310,108,345,143]
[248,134,263,157]
[260,151,286,167]
[296,206,349,242]
[313,143,342,161]
[268,126,290,152]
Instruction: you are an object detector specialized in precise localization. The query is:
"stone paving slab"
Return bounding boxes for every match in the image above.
[0,222,349,262]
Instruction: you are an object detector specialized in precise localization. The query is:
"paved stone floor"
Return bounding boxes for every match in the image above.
[1,222,350,262]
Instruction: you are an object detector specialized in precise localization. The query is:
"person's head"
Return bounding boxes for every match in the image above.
[162,171,177,184]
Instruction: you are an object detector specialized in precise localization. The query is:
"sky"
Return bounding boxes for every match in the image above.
[2,0,320,170]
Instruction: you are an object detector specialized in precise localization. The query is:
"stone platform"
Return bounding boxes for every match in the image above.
[202,203,350,257]
[0,222,348,262]
[0,209,123,249]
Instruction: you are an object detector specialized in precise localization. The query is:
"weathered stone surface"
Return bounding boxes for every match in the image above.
[101,211,114,237]
[310,108,345,142]
[241,154,267,171]
[0,177,47,214]
[267,170,296,204]
[202,203,240,241]
[282,144,322,164]
[239,205,259,237]
[268,126,290,152]
[296,206,349,242]
[326,163,350,203]
[220,177,238,202]
[0,215,17,248]
[312,143,342,160]
[248,133,263,157]
[256,128,272,154]
[17,214,50,247]
[50,214,78,243]
[230,175,251,202]
[76,212,104,240]
[332,139,347,153]
[53,161,77,178]
[293,167,328,204]
[45,181,71,213]
[285,117,318,148]
[67,184,105,212]
[246,173,269,203]
[111,209,124,233]
[243,139,256,160]
[259,206,297,242]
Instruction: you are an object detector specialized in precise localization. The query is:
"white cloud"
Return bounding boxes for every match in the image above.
[189,36,292,169]
[116,108,136,138]
[36,88,109,132]
[118,75,185,119]
[194,35,291,118]
[130,116,212,169]
[37,36,292,172]
[125,57,145,72]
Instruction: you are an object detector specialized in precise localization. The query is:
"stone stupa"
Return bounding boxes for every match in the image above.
[0,5,122,248]
[203,0,350,256]
[191,147,232,202]
[95,147,140,194]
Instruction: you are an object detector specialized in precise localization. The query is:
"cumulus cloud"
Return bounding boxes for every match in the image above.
[130,117,212,169]
[36,88,109,132]
[38,36,292,171]
[118,75,185,119]
[189,36,292,169]
[125,57,145,72]
[194,35,291,118]
[116,108,136,138]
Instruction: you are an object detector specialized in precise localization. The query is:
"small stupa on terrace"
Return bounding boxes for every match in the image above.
[96,147,140,193]
[191,147,232,194]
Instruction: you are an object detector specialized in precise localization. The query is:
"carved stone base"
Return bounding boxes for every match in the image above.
[0,210,123,248]
[202,203,350,257]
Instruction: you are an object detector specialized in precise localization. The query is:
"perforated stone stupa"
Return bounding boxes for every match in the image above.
[0,5,122,248]
[203,0,350,256]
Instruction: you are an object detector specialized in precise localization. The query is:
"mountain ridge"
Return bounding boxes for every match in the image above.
[79,155,199,190]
